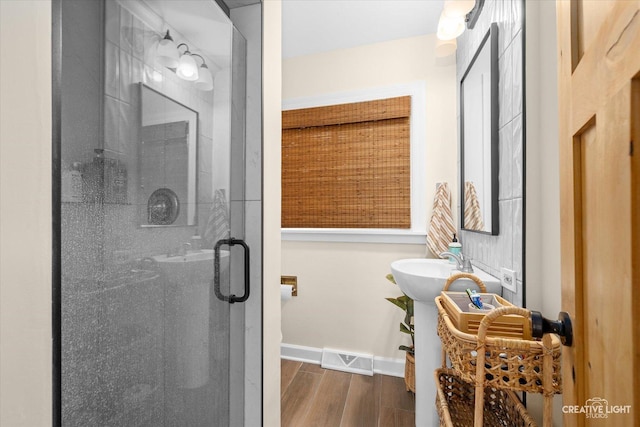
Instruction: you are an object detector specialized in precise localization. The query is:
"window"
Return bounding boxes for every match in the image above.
[281,83,426,243]
[282,96,411,229]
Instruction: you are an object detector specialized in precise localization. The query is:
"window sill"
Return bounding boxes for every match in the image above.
[281,228,426,244]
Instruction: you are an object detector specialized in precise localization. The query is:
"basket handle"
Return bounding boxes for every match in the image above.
[474,305,532,427]
[442,272,487,292]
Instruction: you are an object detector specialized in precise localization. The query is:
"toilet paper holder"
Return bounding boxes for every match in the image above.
[281,275,298,296]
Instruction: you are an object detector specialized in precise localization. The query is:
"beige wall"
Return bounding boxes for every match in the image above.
[0,1,53,426]
[262,1,282,426]
[281,35,458,360]
[525,1,563,425]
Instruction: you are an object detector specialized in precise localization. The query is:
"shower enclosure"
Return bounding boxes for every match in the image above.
[56,0,258,425]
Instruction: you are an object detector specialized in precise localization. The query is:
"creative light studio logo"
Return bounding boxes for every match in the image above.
[562,397,632,419]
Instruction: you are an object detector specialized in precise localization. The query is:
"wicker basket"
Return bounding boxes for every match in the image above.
[404,352,415,393]
[435,368,537,427]
[441,273,531,340]
[440,292,533,340]
[436,296,562,395]
[441,272,532,339]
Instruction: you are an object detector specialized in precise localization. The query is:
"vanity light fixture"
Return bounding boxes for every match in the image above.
[435,0,477,55]
[436,12,465,41]
[465,0,485,29]
[194,56,214,92]
[156,30,179,68]
[442,0,476,18]
[176,43,199,81]
[435,38,457,58]
[155,31,214,91]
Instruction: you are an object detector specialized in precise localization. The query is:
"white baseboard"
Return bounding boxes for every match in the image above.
[280,343,323,364]
[280,343,405,378]
[372,356,405,378]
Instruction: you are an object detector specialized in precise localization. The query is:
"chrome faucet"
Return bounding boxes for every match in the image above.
[180,242,191,255]
[439,251,474,273]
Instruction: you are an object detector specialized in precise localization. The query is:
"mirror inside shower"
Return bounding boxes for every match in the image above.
[139,84,198,227]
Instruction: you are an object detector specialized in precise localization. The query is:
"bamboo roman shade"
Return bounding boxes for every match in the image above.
[282,96,411,229]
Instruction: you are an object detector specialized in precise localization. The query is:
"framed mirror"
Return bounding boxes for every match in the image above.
[138,83,198,227]
[460,22,498,235]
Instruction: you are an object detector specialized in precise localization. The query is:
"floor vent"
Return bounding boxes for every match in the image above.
[320,348,374,376]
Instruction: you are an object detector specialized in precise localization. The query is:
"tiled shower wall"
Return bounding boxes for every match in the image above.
[102,0,219,261]
[457,0,525,305]
[62,0,222,280]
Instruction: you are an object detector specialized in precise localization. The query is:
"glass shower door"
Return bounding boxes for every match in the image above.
[58,0,246,425]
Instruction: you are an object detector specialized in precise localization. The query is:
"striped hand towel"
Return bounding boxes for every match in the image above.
[464,181,485,231]
[203,189,230,248]
[427,183,456,257]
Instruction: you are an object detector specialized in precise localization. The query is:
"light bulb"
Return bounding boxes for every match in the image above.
[443,0,476,18]
[176,52,199,81]
[437,13,465,41]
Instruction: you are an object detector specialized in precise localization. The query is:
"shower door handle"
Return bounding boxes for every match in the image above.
[214,238,250,304]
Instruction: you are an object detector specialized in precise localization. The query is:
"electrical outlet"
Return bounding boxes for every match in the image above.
[500,268,517,292]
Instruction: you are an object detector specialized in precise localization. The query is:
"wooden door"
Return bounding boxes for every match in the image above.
[557,1,639,426]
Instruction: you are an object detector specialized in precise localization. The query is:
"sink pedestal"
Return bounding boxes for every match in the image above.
[152,250,229,389]
[390,259,502,427]
[414,300,442,426]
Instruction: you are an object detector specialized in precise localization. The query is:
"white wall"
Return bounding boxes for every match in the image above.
[525,1,563,425]
[0,1,52,426]
[281,34,458,360]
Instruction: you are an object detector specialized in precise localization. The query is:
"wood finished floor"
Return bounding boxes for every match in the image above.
[281,359,415,427]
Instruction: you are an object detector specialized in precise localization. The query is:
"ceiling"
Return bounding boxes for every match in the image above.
[282,0,444,59]
[140,1,444,66]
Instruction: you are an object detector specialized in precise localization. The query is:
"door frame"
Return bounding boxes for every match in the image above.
[52,0,63,424]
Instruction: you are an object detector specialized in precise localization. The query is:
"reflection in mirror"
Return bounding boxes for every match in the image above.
[139,83,198,226]
[460,22,498,235]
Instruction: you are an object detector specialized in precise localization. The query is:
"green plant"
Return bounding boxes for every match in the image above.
[385,274,414,355]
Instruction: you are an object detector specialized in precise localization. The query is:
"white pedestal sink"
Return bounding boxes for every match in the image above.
[390,259,501,427]
[153,249,229,389]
